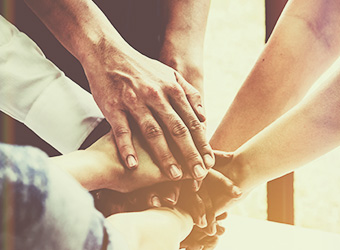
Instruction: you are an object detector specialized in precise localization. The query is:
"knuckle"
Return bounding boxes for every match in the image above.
[166,83,184,96]
[114,126,130,138]
[111,70,135,87]
[199,142,211,152]
[184,151,201,162]
[171,121,189,137]
[103,98,120,114]
[188,89,201,101]
[144,123,163,139]
[189,119,203,131]
[159,152,174,163]
[123,89,138,105]
[145,86,163,102]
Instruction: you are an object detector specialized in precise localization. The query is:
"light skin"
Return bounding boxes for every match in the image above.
[24,0,214,180]
[159,0,211,192]
[215,58,340,196]
[50,132,168,193]
[35,0,340,248]
[211,0,340,152]
[209,0,340,207]
[159,0,211,95]
[49,132,240,250]
[106,207,193,250]
[50,131,240,226]
[52,142,195,250]
[182,1,340,247]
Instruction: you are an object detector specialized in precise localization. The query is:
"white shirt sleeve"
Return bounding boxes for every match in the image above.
[0,16,104,154]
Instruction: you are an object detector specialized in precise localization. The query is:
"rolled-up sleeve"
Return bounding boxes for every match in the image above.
[0,16,104,153]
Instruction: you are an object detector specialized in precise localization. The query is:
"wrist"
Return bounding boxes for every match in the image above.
[159,40,204,93]
[218,152,254,193]
[79,31,138,69]
[160,37,204,68]
[51,150,115,191]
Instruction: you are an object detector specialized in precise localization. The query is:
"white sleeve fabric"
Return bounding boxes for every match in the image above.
[0,16,104,154]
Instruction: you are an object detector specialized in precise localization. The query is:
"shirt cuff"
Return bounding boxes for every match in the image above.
[25,77,104,154]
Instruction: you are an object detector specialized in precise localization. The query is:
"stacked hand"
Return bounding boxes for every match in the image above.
[89,150,242,249]
[83,46,214,181]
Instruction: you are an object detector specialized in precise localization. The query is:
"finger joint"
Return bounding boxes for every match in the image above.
[171,122,189,138]
[144,124,163,139]
[114,126,130,138]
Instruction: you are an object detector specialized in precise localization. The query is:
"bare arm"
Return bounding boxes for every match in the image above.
[216,60,340,193]
[160,0,211,95]
[211,0,340,151]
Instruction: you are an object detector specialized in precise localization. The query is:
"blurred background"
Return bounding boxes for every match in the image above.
[1,0,339,235]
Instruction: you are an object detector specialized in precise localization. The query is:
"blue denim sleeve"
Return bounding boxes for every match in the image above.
[0,143,129,250]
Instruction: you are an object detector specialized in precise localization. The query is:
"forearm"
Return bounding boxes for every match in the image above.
[211,0,340,151]
[49,133,168,192]
[220,62,340,192]
[49,150,115,191]
[24,0,134,64]
[160,0,211,93]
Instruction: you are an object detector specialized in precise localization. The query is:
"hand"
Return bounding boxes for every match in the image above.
[83,46,214,180]
[176,168,241,232]
[84,131,172,192]
[54,131,175,192]
[106,207,193,250]
[180,213,227,250]
[205,152,243,215]
[92,181,181,217]
[91,151,241,224]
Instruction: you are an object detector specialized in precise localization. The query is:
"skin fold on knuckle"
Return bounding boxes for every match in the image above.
[113,126,130,138]
[171,121,189,138]
[144,85,164,103]
[159,152,174,164]
[123,89,139,107]
[188,89,202,103]
[143,123,163,140]
[199,143,213,156]
[166,82,185,97]
[189,119,203,132]
[184,151,201,164]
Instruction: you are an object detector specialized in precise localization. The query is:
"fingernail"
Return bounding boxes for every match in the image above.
[232,186,242,197]
[126,155,137,169]
[170,165,182,179]
[197,104,205,117]
[203,154,215,168]
[151,196,161,207]
[194,164,207,179]
[165,192,177,204]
